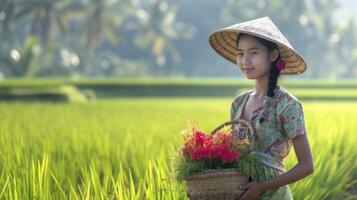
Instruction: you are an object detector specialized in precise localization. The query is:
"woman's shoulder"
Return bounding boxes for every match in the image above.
[231,89,253,104]
[275,85,302,111]
[230,89,253,120]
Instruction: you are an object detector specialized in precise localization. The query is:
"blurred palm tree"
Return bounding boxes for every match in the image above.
[1,0,136,76]
[14,0,83,47]
[338,17,357,78]
[0,36,39,77]
[303,0,341,78]
[132,0,195,75]
[0,0,16,38]
[0,0,86,77]
[74,0,136,75]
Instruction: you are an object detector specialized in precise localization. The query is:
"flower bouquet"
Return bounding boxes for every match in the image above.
[171,119,262,200]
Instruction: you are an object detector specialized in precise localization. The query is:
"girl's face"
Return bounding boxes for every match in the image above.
[236,35,276,80]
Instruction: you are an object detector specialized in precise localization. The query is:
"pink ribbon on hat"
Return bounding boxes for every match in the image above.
[276,59,286,71]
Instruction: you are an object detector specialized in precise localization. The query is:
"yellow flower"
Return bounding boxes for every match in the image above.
[220,124,232,135]
[180,119,199,140]
[186,119,198,130]
[235,138,251,146]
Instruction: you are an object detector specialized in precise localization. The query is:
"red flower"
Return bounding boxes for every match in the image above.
[194,131,208,146]
[180,128,241,164]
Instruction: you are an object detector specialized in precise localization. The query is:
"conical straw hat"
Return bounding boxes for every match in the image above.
[208,16,306,75]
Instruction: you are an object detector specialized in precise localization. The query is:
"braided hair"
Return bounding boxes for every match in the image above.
[237,33,281,98]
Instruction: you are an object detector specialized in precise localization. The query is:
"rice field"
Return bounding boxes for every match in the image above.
[0,96,356,199]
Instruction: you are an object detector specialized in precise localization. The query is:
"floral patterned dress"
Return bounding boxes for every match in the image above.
[230,85,308,200]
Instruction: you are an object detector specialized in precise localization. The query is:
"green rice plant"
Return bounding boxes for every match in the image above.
[0,97,355,199]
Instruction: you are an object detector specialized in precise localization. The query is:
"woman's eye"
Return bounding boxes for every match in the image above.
[251,51,258,54]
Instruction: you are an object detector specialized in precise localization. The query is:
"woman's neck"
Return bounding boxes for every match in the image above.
[253,75,269,98]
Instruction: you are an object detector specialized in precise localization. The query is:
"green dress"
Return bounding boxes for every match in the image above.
[230,85,308,200]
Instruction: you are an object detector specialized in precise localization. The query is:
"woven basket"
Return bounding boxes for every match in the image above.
[185,119,255,200]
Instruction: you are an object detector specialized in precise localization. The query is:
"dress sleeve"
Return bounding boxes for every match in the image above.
[230,96,241,121]
[230,99,236,121]
[278,101,307,139]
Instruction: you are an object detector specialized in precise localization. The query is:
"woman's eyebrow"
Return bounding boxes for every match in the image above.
[237,46,260,51]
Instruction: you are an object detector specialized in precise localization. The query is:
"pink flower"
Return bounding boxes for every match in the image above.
[276,59,286,70]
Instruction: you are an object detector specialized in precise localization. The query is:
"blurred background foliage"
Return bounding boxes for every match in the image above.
[0,0,356,79]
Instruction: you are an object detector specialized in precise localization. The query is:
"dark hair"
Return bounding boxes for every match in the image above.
[237,33,281,98]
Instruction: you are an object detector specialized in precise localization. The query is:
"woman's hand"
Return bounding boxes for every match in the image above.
[236,181,265,200]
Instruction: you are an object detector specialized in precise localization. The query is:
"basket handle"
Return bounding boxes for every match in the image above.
[210,119,255,150]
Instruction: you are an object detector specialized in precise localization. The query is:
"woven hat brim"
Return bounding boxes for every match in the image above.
[208,29,307,75]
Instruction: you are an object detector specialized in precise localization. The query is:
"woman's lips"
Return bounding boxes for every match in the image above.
[243,68,254,73]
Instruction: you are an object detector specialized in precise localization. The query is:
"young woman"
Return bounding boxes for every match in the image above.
[208,16,314,199]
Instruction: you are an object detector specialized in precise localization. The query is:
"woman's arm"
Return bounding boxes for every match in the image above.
[238,134,314,199]
[259,134,314,191]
